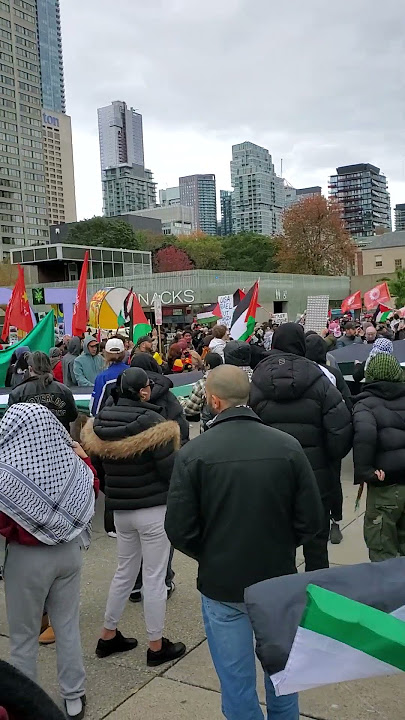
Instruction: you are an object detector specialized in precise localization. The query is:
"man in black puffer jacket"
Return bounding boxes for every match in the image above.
[250,323,353,570]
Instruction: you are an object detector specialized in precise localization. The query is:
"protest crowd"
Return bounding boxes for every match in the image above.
[2,280,405,720]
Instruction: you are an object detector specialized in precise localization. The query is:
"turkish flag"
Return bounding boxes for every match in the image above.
[1,264,33,341]
[341,291,362,314]
[363,282,392,310]
[71,251,89,337]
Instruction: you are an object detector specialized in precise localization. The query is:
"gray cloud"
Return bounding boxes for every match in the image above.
[61,0,405,218]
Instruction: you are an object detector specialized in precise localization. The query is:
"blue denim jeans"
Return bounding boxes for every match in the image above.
[202,595,299,720]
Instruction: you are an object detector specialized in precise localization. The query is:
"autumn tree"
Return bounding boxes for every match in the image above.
[153,245,194,273]
[277,196,355,275]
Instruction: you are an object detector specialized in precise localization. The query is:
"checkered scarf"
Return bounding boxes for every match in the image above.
[0,404,95,545]
[364,337,393,370]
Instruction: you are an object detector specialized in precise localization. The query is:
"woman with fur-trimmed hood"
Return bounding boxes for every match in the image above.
[81,367,186,668]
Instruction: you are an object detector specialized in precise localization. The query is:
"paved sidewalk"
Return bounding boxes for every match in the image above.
[0,453,404,719]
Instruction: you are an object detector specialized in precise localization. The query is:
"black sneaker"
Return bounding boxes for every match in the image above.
[330,521,343,545]
[64,695,86,720]
[167,581,175,600]
[129,590,142,603]
[147,637,186,667]
[96,630,138,658]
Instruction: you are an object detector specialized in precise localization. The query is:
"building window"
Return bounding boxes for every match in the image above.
[395,259,402,270]
[375,255,383,268]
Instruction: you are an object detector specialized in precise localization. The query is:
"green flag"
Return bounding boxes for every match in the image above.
[0,310,55,387]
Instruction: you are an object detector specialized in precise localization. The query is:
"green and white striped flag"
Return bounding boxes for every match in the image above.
[245,558,405,697]
[271,583,405,696]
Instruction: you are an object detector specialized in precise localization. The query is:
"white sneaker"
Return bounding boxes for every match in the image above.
[107,532,117,538]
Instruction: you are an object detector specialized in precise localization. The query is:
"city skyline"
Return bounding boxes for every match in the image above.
[60,0,405,223]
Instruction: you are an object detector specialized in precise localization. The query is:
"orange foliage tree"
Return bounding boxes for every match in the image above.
[276,196,356,275]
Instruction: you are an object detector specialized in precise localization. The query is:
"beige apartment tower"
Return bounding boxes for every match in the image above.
[42,109,76,225]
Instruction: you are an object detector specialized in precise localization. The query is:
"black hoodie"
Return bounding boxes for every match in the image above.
[250,323,353,501]
[305,334,353,411]
[353,381,405,487]
[131,354,189,444]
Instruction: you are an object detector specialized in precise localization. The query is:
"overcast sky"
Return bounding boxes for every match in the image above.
[61,0,405,223]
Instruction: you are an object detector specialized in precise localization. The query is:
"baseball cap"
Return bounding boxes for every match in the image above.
[105,338,125,353]
[135,335,152,347]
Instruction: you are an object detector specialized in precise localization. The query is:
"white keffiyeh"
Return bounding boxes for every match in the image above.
[0,404,95,545]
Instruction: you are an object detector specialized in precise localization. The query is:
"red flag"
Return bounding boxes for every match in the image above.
[341,291,362,314]
[1,265,33,341]
[363,282,391,310]
[72,251,89,337]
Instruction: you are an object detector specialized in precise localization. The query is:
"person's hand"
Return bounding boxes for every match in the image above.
[374,469,385,482]
[72,441,88,460]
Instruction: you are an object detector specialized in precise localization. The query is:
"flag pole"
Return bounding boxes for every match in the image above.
[129,291,134,344]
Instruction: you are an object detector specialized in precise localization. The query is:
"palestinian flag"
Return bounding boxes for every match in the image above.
[197,302,222,325]
[373,303,393,324]
[117,288,133,328]
[132,293,151,344]
[245,558,405,696]
[229,281,259,341]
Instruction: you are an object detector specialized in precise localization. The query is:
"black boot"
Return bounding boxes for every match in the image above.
[147,637,186,667]
[96,630,138,658]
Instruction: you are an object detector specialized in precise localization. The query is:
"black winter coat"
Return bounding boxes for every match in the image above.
[82,398,180,511]
[165,406,323,602]
[250,351,353,503]
[353,381,405,487]
[8,375,78,431]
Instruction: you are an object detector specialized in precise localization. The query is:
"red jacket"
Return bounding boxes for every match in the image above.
[52,360,63,384]
[0,457,99,546]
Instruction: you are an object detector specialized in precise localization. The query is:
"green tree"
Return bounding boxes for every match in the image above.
[221,232,280,272]
[66,217,143,250]
[177,233,226,269]
[386,270,405,308]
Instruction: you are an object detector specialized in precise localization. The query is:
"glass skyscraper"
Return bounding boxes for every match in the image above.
[329,164,391,238]
[36,0,66,113]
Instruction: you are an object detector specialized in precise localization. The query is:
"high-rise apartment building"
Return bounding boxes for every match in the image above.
[36,0,65,113]
[42,109,76,224]
[179,174,217,235]
[159,186,180,207]
[220,189,233,235]
[329,164,391,238]
[284,184,322,209]
[103,164,156,217]
[98,101,144,172]
[231,142,284,235]
[395,204,405,232]
[0,0,48,260]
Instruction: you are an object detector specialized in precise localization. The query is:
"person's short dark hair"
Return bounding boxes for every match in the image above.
[344,322,355,331]
[136,335,152,348]
[204,352,223,370]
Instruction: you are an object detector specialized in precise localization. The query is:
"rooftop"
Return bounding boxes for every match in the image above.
[360,231,405,250]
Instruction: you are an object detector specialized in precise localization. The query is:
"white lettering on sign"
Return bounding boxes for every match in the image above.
[135,290,195,306]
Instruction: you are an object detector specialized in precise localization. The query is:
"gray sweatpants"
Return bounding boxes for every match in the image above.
[4,538,85,701]
[104,505,170,641]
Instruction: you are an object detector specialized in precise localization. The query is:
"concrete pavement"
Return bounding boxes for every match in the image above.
[0,449,404,719]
